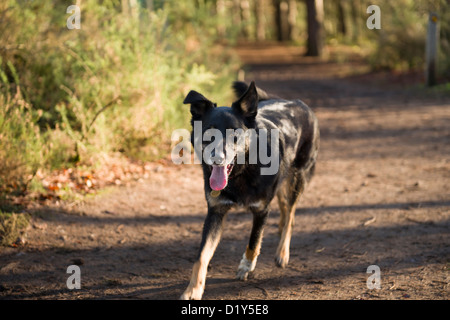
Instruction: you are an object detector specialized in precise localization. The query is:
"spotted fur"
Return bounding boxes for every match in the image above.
[181,81,320,300]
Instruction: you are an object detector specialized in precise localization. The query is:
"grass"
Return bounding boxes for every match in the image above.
[0,211,30,247]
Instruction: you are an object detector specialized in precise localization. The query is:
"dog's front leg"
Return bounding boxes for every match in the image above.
[180,207,227,300]
[236,207,268,280]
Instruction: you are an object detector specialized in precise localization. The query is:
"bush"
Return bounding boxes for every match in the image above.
[365,0,450,74]
[366,1,427,71]
[0,0,241,194]
[0,211,30,246]
[0,62,43,193]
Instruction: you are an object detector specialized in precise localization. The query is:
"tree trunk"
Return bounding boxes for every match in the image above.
[273,0,281,41]
[350,0,361,42]
[273,0,290,41]
[255,0,266,41]
[288,0,298,41]
[217,0,226,37]
[336,0,347,37]
[233,0,242,28]
[305,0,324,56]
[241,0,252,38]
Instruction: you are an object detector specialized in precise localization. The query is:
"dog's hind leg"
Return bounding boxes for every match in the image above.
[275,172,305,268]
[181,207,228,300]
[275,117,319,268]
[277,188,289,236]
[236,205,269,280]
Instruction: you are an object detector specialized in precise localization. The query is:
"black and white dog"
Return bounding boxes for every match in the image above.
[180,81,319,300]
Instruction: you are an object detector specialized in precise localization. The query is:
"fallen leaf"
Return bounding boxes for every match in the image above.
[363,216,377,226]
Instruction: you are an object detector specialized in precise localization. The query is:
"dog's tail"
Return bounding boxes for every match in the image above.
[232,81,277,102]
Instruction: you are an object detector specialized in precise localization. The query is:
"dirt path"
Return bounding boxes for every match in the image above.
[1,44,449,300]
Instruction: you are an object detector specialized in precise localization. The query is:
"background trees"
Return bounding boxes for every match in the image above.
[207,0,449,72]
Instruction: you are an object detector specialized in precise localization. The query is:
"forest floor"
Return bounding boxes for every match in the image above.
[0,43,449,300]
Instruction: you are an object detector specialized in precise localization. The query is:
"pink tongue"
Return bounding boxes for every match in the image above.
[210,165,228,191]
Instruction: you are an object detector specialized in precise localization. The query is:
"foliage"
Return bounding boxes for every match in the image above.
[0,211,30,246]
[0,62,43,193]
[323,0,450,75]
[0,0,240,194]
[365,0,449,73]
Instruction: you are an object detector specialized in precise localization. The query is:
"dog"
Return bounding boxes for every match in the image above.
[180,81,320,300]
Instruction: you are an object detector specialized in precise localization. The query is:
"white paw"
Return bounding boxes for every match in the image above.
[180,285,204,300]
[236,253,257,280]
[275,249,289,268]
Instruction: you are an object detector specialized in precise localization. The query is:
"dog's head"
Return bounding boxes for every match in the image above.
[183,82,259,191]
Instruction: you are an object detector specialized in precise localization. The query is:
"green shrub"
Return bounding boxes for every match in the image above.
[366,1,427,71]
[0,211,30,246]
[0,0,240,193]
[365,0,450,74]
[0,62,43,194]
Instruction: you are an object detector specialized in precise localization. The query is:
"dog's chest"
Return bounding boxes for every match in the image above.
[207,172,278,210]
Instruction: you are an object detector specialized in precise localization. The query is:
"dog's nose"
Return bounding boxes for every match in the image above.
[211,149,226,165]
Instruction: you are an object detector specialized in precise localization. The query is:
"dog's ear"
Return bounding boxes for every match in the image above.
[183,90,216,119]
[232,81,258,121]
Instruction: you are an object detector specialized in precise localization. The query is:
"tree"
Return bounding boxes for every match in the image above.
[254,0,266,41]
[273,0,298,42]
[336,0,347,37]
[350,0,361,43]
[287,0,298,41]
[274,0,289,41]
[305,0,324,56]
